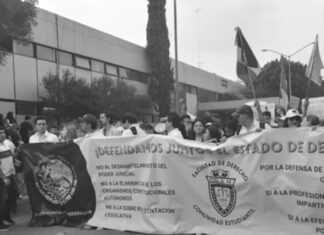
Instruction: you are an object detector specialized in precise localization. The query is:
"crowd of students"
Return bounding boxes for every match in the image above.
[0,104,321,231]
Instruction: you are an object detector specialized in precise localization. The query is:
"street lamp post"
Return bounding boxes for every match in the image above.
[262,42,314,102]
[173,0,180,114]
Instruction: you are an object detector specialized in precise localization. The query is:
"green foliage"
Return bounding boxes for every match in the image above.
[42,71,153,123]
[91,77,153,117]
[0,0,37,64]
[146,0,174,116]
[42,70,93,122]
[244,58,324,99]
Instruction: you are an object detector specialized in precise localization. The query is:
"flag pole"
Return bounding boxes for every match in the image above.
[303,35,318,117]
[303,58,314,117]
[247,69,257,99]
[278,60,282,106]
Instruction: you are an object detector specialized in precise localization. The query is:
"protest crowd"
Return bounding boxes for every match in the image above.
[0,102,322,231]
[0,16,322,232]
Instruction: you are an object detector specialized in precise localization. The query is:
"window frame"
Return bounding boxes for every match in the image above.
[0,36,13,53]
[13,40,35,58]
[36,44,56,62]
[91,59,105,73]
[105,63,118,76]
[74,55,91,70]
[118,67,129,79]
[221,79,228,88]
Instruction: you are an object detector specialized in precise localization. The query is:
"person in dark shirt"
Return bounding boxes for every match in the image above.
[19,115,34,144]
[180,114,193,140]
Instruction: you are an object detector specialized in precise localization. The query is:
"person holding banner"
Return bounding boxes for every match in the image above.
[235,105,260,135]
[79,114,104,139]
[262,111,272,126]
[59,123,78,142]
[0,126,19,231]
[282,109,302,128]
[305,114,320,127]
[121,113,145,136]
[192,118,206,142]
[203,124,222,144]
[99,112,122,137]
[29,117,59,143]
[165,112,185,139]
[180,114,193,140]
[0,173,10,231]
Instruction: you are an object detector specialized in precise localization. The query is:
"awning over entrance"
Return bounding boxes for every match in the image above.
[198,96,300,113]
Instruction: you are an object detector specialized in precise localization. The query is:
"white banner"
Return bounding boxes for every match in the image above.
[79,128,324,234]
[302,96,324,118]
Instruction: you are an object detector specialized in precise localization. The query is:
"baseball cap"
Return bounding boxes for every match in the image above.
[283,109,302,120]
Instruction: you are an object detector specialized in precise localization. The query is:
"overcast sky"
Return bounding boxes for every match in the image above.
[38,0,324,82]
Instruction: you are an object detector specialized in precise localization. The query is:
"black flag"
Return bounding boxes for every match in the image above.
[21,142,96,226]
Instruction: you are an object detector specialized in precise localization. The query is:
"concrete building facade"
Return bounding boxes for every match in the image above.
[0,8,244,123]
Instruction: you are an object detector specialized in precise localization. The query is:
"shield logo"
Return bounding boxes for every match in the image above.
[34,155,78,206]
[206,169,236,217]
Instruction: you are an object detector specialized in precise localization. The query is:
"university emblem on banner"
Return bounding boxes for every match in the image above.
[34,155,78,206]
[206,169,236,217]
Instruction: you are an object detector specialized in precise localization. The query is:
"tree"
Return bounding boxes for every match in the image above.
[0,0,37,64]
[244,58,324,99]
[42,71,153,123]
[146,0,174,116]
[90,77,153,118]
[42,70,93,122]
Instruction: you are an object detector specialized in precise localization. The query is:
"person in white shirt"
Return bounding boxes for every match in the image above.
[165,113,184,139]
[79,114,104,139]
[0,126,19,230]
[235,105,260,135]
[29,117,59,143]
[121,113,145,136]
[99,112,122,137]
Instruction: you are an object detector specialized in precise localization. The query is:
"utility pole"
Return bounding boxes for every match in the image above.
[262,41,314,102]
[195,8,202,68]
[174,0,180,114]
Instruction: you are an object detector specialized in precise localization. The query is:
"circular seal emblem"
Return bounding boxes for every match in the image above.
[33,155,78,206]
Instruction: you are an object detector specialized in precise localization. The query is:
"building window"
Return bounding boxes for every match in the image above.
[75,56,90,69]
[119,67,129,78]
[178,83,184,91]
[14,40,34,57]
[183,84,197,94]
[197,88,218,102]
[0,36,13,52]
[106,64,118,76]
[191,86,197,95]
[16,101,37,115]
[128,70,149,84]
[36,45,56,62]
[58,51,73,66]
[221,79,228,88]
[91,60,105,73]
[184,84,191,93]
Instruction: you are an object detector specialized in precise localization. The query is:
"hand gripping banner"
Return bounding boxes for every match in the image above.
[81,128,324,234]
[21,142,96,226]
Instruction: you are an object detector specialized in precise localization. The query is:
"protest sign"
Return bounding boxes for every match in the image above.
[81,129,324,234]
[302,96,324,118]
[21,142,96,226]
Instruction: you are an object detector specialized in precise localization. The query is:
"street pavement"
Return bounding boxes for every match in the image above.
[5,197,146,235]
